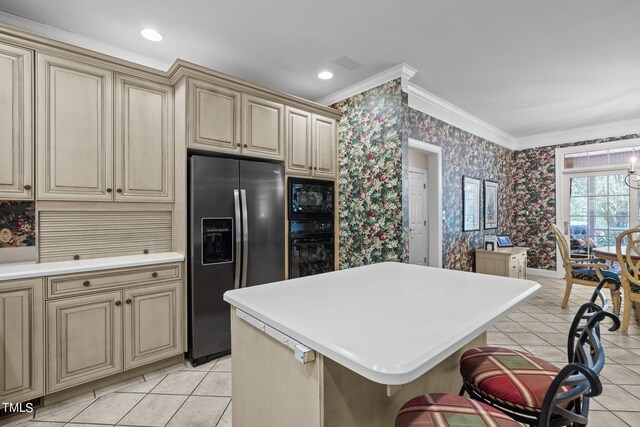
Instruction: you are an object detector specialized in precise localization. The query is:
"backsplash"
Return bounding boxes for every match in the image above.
[512,133,640,271]
[0,201,35,248]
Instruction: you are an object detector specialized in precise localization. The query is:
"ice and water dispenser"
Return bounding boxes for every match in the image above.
[202,218,233,264]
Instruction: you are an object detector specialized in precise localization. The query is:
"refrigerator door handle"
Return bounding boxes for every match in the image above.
[241,189,249,288]
[233,190,242,289]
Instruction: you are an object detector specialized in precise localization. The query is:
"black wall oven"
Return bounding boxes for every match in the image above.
[288,178,335,279]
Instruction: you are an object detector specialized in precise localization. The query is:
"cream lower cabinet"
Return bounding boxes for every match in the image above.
[0,278,44,403]
[124,282,182,369]
[475,247,528,279]
[46,291,123,393]
[46,267,183,393]
[0,42,33,200]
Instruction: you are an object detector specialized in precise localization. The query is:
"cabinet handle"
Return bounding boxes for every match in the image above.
[126,299,132,305]
[115,301,122,306]
[83,280,90,287]
[116,189,122,193]
[152,272,158,278]
[243,144,248,148]
[73,255,80,260]
[24,184,31,191]
[107,188,112,193]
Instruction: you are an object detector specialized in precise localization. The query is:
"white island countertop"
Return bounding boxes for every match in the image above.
[0,252,185,282]
[224,262,540,385]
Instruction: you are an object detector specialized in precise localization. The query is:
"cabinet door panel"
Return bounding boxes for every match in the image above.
[47,291,123,392]
[0,43,33,200]
[0,278,44,403]
[124,282,182,369]
[242,94,283,160]
[285,107,312,175]
[189,80,241,153]
[36,53,113,201]
[312,115,336,178]
[115,74,174,202]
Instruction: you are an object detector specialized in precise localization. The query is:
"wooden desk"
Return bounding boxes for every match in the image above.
[224,263,540,427]
[476,246,529,279]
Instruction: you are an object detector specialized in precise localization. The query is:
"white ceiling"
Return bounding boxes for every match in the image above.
[0,0,638,141]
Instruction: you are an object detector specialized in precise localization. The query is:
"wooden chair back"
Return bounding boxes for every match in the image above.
[616,225,640,285]
[552,224,571,270]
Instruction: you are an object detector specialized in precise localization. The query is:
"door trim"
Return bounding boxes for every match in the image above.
[408,138,442,268]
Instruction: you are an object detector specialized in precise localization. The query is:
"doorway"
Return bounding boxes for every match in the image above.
[407,139,442,267]
[409,167,428,264]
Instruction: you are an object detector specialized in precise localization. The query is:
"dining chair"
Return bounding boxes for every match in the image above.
[614,225,640,333]
[397,307,618,427]
[552,224,621,314]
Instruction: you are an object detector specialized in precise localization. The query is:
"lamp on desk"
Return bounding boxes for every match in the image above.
[624,157,640,189]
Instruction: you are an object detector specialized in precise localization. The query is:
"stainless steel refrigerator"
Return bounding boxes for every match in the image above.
[188,155,284,364]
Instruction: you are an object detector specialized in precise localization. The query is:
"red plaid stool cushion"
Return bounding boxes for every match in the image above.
[460,346,563,414]
[396,393,521,427]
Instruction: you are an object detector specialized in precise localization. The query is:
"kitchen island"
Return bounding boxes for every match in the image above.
[223,262,540,427]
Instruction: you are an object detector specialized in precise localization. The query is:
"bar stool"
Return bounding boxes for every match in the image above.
[396,305,617,427]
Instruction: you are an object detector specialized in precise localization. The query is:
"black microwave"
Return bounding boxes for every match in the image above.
[288,177,334,219]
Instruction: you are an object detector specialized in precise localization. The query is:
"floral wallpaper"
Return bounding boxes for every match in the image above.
[331,80,405,268]
[402,97,515,271]
[0,201,35,248]
[513,134,640,270]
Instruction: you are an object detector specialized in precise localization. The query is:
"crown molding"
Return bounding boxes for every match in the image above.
[406,82,517,149]
[315,63,417,106]
[0,11,171,71]
[513,118,640,150]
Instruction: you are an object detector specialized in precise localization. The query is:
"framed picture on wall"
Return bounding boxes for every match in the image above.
[484,180,499,229]
[462,176,481,231]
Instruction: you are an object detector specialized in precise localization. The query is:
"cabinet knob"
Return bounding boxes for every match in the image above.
[152,272,158,278]
[116,189,122,193]
[243,144,248,148]
[313,166,317,170]
[83,280,90,287]
[144,249,149,254]
[115,301,122,306]
[236,143,241,148]
[73,255,80,260]
[24,184,31,191]
[107,188,112,193]
[308,166,312,170]
[126,299,132,305]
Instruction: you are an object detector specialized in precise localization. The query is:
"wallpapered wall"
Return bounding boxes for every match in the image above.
[332,79,515,271]
[513,134,640,271]
[331,80,406,268]
[0,201,35,248]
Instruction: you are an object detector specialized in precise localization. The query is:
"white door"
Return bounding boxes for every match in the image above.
[409,169,428,265]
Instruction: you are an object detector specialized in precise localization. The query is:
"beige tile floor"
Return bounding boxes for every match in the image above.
[4,274,640,426]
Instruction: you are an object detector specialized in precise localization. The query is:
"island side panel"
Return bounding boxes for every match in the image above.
[231,311,322,427]
[321,332,487,427]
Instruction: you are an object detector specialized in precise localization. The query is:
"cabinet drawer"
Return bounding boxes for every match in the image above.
[47,263,182,298]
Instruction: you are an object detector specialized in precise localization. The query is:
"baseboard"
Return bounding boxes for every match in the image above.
[527,268,562,279]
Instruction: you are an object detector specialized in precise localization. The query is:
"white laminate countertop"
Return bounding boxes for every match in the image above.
[0,252,185,281]
[224,262,540,385]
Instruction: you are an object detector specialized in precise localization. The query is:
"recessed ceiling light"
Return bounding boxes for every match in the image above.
[318,71,333,80]
[140,28,163,42]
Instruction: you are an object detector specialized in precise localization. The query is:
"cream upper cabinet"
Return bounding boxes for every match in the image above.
[0,278,44,404]
[124,281,182,369]
[312,114,337,179]
[285,107,312,175]
[115,74,174,202]
[0,43,33,200]
[36,53,114,201]
[188,79,241,154]
[47,291,123,393]
[242,94,284,160]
